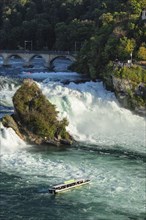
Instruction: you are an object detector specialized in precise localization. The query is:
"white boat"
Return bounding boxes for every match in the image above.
[49,179,90,194]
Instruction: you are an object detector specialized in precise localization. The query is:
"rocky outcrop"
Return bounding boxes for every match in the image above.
[2,79,73,146]
[104,75,146,117]
[2,114,24,140]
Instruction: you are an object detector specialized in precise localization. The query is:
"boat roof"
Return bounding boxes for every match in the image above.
[52,179,88,189]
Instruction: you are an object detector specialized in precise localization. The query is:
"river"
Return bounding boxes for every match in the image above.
[0,57,145,220]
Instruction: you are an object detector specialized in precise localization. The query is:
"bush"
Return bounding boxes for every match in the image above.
[13,80,70,140]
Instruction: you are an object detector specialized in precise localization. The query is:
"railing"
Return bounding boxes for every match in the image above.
[0,50,77,56]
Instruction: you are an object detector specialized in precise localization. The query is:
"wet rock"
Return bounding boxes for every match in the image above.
[2,79,73,146]
[104,75,146,117]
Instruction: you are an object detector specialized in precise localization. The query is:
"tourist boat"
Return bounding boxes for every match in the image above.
[49,179,90,194]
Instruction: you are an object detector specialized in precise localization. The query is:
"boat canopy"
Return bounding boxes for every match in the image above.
[52,179,85,189]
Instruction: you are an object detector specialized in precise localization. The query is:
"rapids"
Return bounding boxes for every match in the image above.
[0,58,145,220]
[1,76,145,153]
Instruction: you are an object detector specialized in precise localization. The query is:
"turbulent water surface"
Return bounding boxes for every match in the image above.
[0,57,145,220]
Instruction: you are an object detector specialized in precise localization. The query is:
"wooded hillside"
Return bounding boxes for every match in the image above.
[0,0,146,77]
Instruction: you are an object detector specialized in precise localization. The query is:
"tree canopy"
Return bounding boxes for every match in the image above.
[0,0,146,77]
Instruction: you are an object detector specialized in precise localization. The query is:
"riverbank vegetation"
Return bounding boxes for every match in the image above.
[0,1,145,69]
[0,1,145,56]
[103,63,146,113]
[0,0,146,113]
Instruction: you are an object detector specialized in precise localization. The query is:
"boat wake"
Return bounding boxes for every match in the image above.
[0,62,146,220]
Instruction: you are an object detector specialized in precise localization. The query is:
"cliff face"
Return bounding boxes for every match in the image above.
[104,75,146,117]
[2,79,73,146]
[113,77,146,115]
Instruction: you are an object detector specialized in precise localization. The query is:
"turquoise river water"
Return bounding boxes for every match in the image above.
[0,57,145,220]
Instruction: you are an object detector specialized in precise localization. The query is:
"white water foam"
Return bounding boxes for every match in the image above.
[39,81,146,153]
[0,79,145,153]
[0,123,26,154]
[0,79,145,188]
[1,138,145,215]
[0,77,19,107]
[0,76,145,218]
[19,71,81,81]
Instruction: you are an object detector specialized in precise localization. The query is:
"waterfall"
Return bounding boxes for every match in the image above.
[40,81,146,153]
[0,79,145,153]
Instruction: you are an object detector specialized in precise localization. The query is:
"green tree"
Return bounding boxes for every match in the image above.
[137,43,146,60]
[55,22,69,50]
[99,12,114,26]
[19,0,30,6]
[117,37,136,60]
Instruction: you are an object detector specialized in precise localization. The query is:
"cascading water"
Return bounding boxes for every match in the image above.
[40,81,145,153]
[0,60,145,220]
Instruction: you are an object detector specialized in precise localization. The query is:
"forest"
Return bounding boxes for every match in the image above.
[0,0,146,78]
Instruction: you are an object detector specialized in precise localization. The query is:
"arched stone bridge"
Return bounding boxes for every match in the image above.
[0,50,76,68]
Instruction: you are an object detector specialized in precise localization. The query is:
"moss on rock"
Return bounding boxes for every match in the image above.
[103,65,146,116]
[3,79,73,146]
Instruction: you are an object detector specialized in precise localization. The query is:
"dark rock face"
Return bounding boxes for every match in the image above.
[105,76,146,117]
[2,114,24,140]
[2,79,73,146]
